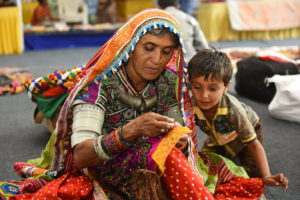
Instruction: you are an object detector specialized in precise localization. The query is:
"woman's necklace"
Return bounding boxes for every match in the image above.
[114,66,158,114]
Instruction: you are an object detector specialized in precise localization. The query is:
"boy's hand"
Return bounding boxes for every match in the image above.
[175,136,188,152]
[263,173,288,191]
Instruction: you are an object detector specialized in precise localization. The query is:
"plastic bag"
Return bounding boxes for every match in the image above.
[266,74,300,123]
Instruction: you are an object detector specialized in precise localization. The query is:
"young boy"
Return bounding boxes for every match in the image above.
[188,48,288,190]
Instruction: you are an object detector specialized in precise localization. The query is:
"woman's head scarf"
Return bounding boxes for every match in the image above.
[46,8,197,174]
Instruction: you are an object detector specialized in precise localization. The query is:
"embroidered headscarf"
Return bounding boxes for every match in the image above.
[47,8,197,174]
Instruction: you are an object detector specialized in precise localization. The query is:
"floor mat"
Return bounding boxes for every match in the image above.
[0,67,34,96]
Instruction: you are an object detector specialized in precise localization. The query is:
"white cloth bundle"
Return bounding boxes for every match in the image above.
[266,74,300,123]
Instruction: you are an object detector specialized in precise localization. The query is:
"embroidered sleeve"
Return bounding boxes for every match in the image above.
[75,80,108,111]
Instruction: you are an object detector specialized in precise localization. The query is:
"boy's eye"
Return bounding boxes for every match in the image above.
[192,85,201,90]
[209,87,218,92]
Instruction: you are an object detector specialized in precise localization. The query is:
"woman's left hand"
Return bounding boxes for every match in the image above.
[263,173,288,191]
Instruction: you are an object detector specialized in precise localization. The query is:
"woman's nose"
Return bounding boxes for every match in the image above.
[151,51,161,65]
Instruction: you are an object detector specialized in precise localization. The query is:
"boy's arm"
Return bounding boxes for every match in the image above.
[247,139,288,190]
[247,139,270,177]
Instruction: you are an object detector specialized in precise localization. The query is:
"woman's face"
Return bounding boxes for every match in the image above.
[125,32,177,90]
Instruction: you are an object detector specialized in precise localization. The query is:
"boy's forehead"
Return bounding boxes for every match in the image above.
[190,74,223,83]
[190,75,223,84]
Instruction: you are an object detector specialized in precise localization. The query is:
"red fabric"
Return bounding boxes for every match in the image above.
[19,178,49,194]
[214,177,264,200]
[42,85,68,98]
[163,148,214,200]
[9,171,93,200]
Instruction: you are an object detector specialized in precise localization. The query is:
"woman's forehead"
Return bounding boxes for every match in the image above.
[138,33,177,47]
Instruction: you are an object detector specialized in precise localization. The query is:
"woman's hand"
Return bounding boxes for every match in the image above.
[263,173,288,191]
[122,112,176,142]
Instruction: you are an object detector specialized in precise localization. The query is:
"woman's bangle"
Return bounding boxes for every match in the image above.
[94,136,111,160]
[119,126,132,147]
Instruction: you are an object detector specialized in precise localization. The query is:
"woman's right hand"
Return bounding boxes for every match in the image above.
[122,112,176,142]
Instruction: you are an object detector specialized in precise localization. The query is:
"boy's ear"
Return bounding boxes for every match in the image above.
[224,82,231,93]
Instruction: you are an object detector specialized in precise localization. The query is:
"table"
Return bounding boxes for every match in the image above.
[0,6,23,54]
[24,31,114,50]
[198,2,300,42]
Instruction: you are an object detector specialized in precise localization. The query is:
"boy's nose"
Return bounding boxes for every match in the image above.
[201,91,209,98]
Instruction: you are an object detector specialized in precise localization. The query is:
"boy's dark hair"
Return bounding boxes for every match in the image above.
[157,0,179,9]
[38,0,46,4]
[187,48,233,85]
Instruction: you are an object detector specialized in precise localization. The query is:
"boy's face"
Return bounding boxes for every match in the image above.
[189,75,230,110]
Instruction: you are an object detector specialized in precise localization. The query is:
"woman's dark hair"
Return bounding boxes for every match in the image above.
[187,48,233,85]
[148,27,180,48]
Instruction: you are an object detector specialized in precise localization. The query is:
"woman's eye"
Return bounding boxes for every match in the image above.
[163,48,173,55]
[144,46,154,51]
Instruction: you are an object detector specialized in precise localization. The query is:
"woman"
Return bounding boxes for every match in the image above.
[3,9,212,200]
[31,0,58,26]
[1,9,264,200]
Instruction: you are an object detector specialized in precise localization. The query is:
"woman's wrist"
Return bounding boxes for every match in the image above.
[119,127,133,147]
[122,124,138,142]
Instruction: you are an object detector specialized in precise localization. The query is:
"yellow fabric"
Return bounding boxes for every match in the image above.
[151,126,192,173]
[0,7,23,55]
[198,2,300,42]
[22,1,38,25]
[115,0,154,21]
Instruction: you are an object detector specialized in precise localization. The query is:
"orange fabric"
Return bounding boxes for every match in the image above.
[83,9,180,87]
[151,126,191,173]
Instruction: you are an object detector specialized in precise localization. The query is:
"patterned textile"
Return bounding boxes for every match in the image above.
[76,65,179,135]
[0,181,21,200]
[164,148,214,200]
[198,152,265,199]
[0,67,33,96]
[9,171,92,200]
[24,66,84,103]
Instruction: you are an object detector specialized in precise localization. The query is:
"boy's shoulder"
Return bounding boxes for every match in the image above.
[224,93,259,121]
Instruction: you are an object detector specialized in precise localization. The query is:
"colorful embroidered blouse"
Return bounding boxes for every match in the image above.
[194,93,260,157]
[75,67,180,135]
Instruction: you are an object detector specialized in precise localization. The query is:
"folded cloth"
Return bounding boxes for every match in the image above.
[0,67,33,96]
